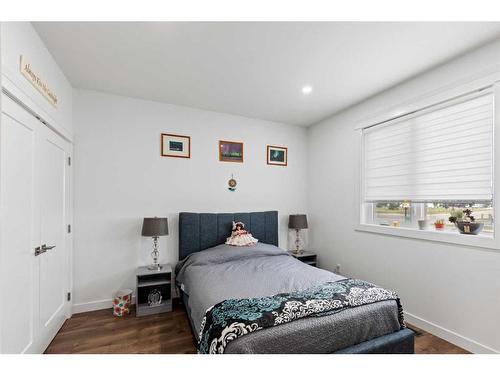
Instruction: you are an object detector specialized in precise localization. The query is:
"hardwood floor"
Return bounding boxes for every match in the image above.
[45,300,196,354]
[45,300,469,354]
[407,323,469,354]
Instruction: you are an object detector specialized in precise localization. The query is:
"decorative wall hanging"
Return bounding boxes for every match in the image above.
[267,145,288,166]
[228,174,237,192]
[219,140,244,162]
[161,133,191,158]
[20,55,59,107]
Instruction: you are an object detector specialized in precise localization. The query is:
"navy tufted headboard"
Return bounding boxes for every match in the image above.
[178,211,279,260]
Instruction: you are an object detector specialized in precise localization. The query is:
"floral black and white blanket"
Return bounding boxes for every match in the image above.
[197,278,405,354]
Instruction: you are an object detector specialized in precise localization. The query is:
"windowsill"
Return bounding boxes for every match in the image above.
[355,223,500,250]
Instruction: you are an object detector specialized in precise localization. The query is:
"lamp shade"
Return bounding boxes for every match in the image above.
[141,217,169,237]
[288,214,308,229]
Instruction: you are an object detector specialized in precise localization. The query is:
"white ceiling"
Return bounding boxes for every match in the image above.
[33,22,500,126]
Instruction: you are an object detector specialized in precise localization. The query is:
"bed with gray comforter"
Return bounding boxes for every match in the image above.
[175,243,403,354]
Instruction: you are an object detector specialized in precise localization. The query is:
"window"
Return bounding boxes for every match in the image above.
[361,90,495,238]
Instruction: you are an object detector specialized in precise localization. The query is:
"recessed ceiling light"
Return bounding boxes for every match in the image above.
[302,85,313,95]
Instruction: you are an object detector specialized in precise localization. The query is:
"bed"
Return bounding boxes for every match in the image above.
[175,211,414,354]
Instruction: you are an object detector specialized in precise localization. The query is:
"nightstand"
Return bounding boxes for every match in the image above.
[288,251,317,267]
[136,264,172,317]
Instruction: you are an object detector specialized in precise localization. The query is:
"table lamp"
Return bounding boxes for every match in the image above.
[288,214,308,254]
[141,217,169,271]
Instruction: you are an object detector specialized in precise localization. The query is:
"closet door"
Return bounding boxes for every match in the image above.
[37,114,71,351]
[0,93,71,353]
[0,95,40,354]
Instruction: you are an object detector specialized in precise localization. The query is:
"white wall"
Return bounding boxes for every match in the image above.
[308,39,500,353]
[73,89,308,312]
[1,22,73,139]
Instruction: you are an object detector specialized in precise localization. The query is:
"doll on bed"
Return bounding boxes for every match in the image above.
[225,221,259,246]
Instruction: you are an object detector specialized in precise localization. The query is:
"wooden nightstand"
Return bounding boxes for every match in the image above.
[136,264,172,317]
[288,251,317,267]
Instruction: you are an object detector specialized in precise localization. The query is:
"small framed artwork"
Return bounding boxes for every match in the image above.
[161,133,191,158]
[267,145,288,166]
[219,140,244,163]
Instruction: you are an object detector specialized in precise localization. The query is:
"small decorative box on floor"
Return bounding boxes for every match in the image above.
[113,289,133,317]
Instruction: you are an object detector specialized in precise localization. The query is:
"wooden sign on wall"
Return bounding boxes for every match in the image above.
[20,55,59,107]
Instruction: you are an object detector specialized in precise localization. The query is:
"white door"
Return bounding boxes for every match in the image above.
[37,122,71,351]
[0,93,71,353]
[0,95,40,353]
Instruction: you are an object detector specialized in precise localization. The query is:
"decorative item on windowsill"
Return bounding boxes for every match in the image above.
[228,174,237,192]
[449,209,484,235]
[434,219,446,230]
[288,214,308,254]
[417,219,429,230]
[402,200,411,225]
[141,217,169,271]
[147,289,162,306]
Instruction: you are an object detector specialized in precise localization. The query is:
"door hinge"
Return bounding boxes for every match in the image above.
[67,224,71,234]
[67,292,71,302]
[68,156,71,166]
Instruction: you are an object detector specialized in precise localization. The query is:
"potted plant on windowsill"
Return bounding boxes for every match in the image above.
[434,219,446,230]
[449,209,483,235]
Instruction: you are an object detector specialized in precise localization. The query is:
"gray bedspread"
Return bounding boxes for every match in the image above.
[175,243,401,353]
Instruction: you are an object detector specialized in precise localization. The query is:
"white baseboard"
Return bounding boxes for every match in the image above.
[72,299,113,314]
[72,296,137,314]
[405,311,499,354]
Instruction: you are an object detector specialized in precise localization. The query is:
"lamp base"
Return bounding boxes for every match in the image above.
[293,229,303,255]
[147,264,163,271]
[148,236,162,271]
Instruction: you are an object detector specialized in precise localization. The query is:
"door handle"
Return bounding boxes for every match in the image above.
[34,244,56,256]
[35,246,46,256]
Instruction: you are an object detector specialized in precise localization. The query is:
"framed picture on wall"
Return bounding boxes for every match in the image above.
[267,145,287,166]
[219,140,244,162]
[161,133,191,158]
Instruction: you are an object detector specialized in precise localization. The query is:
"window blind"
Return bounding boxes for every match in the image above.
[363,92,494,202]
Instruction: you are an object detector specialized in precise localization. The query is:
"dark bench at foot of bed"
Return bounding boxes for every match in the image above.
[334,328,415,354]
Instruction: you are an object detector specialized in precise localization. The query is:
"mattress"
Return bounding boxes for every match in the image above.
[175,243,401,353]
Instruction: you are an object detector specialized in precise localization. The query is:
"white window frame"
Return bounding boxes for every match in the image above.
[355,80,500,250]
